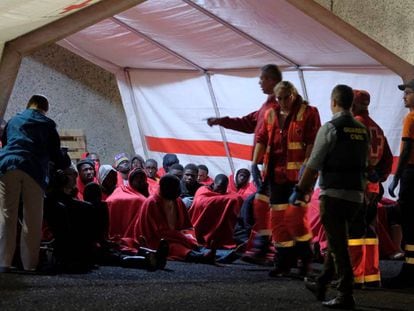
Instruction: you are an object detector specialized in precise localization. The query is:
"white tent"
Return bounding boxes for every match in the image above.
[1,0,413,179]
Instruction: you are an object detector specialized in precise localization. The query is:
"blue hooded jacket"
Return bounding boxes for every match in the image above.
[0,108,69,190]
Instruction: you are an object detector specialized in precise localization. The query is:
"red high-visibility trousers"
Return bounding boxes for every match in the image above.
[349,238,381,286]
[348,238,365,286]
[253,193,271,236]
[284,202,312,242]
[364,238,381,284]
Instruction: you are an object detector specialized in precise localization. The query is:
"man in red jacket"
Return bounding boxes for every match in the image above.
[350,89,393,288]
[207,64,282,260]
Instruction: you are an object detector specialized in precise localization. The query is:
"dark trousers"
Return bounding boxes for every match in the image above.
[399,166,414,266]
[318,195,364,296]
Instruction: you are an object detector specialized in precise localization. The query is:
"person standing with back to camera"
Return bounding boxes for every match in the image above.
[0,94,70,272]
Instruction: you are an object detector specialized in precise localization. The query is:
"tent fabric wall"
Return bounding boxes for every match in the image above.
[117,67,403,189]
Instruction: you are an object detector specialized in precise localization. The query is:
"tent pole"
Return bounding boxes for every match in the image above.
[124,69,150,159]
[297,69,309,102]
[205,73,235,174]
[0,47,22,117]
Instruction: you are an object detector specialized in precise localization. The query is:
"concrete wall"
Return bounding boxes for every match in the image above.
[5,44,134,165]
[314,0,414,65]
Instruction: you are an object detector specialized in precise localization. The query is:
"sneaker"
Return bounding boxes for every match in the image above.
[322,295,355,309]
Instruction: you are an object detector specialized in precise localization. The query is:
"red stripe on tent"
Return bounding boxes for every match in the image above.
[145,136,253,160]
[146,136,401,172]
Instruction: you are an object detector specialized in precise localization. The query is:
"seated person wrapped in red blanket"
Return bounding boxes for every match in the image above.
[106,168,149,240]
[189,174,243,249]
[135,174,230,264]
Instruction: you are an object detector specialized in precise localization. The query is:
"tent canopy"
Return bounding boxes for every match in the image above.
[0,0,102,57]
[60,0,380,72]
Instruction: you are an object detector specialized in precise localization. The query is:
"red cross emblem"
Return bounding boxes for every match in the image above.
[60,0,93,14]
[369,126,384,159]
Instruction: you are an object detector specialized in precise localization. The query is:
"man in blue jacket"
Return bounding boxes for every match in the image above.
[0,94,70,272]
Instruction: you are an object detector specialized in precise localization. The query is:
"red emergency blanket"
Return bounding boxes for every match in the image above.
[188,186,243,248]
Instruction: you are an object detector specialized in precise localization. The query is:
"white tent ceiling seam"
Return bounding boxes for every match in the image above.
[181,0,298,68]
[110,0,311,100]
[110,16,205,72]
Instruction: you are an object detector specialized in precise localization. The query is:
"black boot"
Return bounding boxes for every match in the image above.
[304,277,327,301]
[137,239,169,270]
[269,246,293,277]
[295,241,313,278]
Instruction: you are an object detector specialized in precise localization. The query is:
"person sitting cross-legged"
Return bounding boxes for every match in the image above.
[189,174,243,249]
[134,174,216,264]
[106,168,149,241]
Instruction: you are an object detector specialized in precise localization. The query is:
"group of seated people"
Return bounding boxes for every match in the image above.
[40,149,403,275]
[40,151,258,273]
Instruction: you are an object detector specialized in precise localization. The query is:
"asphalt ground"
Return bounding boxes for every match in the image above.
[0,259,413,311]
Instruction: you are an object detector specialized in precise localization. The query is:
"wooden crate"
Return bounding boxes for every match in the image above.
[59,129,87,162]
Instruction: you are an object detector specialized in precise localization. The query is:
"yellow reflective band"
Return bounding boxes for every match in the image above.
[255,193,269,203]
[348,239,365,246]
[290,201,308,208]
[287,162,302,170]
[364,238,379,245]
[271,204,288,211]
[257,229,272,235]
[296,233,312,242]
[405,257,414,264]
[405,244,414,252]
[287,142,303,150]
[296,104,306,121]
[364,274,381,282]
[354,276,364,283]
[275,241,295,247]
